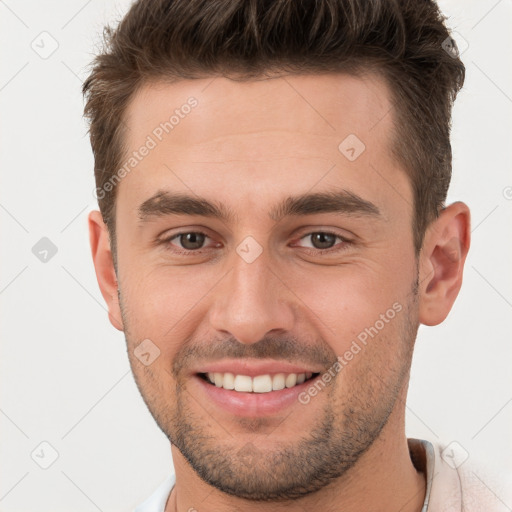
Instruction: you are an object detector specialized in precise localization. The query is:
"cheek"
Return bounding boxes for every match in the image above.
[120,264,214,350]
[286,261,411,341]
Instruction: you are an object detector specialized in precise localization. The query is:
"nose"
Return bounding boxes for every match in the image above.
[208,248,295,345]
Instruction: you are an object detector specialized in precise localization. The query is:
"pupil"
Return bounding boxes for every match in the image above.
[181,232,205,250]
[312,233,335,249]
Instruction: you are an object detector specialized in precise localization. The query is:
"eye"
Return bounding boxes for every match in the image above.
[159,230,351,256]
[293,231,350,253]
[164,231,216,252]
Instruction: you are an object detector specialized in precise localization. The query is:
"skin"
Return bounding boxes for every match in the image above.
[89,73,470,512]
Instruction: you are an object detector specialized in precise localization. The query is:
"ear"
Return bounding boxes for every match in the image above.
[88,210,124,331]
[418,201,471,326]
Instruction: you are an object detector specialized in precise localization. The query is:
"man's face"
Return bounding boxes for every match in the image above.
[114,73,420,499]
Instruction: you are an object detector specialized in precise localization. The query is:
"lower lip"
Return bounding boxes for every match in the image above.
[193,374,320,417]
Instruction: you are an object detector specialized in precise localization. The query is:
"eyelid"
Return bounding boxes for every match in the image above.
[293,224,355,239]
[160,230,217,251]
[157,224,214,241]
[291,230,352,251]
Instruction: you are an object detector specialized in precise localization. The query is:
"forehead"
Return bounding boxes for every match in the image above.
[124,72,393,152]
[119,73,409,223]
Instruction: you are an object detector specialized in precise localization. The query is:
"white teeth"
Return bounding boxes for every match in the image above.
[285,373,297,388]
[222,372,235,390]
[253,375,272,393]
[272,373,286,390]
[203,372,315,392]
[234,374,253,392]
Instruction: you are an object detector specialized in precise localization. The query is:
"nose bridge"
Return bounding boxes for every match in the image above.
[209,243,295,345]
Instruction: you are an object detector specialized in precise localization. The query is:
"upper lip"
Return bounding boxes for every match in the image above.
[193,359,323,378]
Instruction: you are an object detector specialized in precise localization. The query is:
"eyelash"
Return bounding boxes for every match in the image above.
[160,230,352,255]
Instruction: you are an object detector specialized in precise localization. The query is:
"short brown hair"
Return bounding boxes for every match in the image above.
[83,0,465,257]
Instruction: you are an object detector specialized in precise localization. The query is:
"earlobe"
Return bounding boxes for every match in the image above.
[88,210,124,331]
[418,202,471,326]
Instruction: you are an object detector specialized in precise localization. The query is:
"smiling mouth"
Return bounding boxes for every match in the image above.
[197,371,321,393]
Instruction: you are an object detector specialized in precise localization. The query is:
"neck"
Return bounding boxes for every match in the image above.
[165,388,426,512]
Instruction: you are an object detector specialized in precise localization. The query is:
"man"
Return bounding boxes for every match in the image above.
[83,0,508,510]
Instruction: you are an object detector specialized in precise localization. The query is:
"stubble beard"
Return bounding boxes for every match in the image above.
[121,278,420,501]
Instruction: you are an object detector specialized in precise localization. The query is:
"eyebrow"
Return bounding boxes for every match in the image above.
[137,189,381,224]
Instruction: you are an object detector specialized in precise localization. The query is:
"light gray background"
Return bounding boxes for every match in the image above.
[1,0,511,510]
